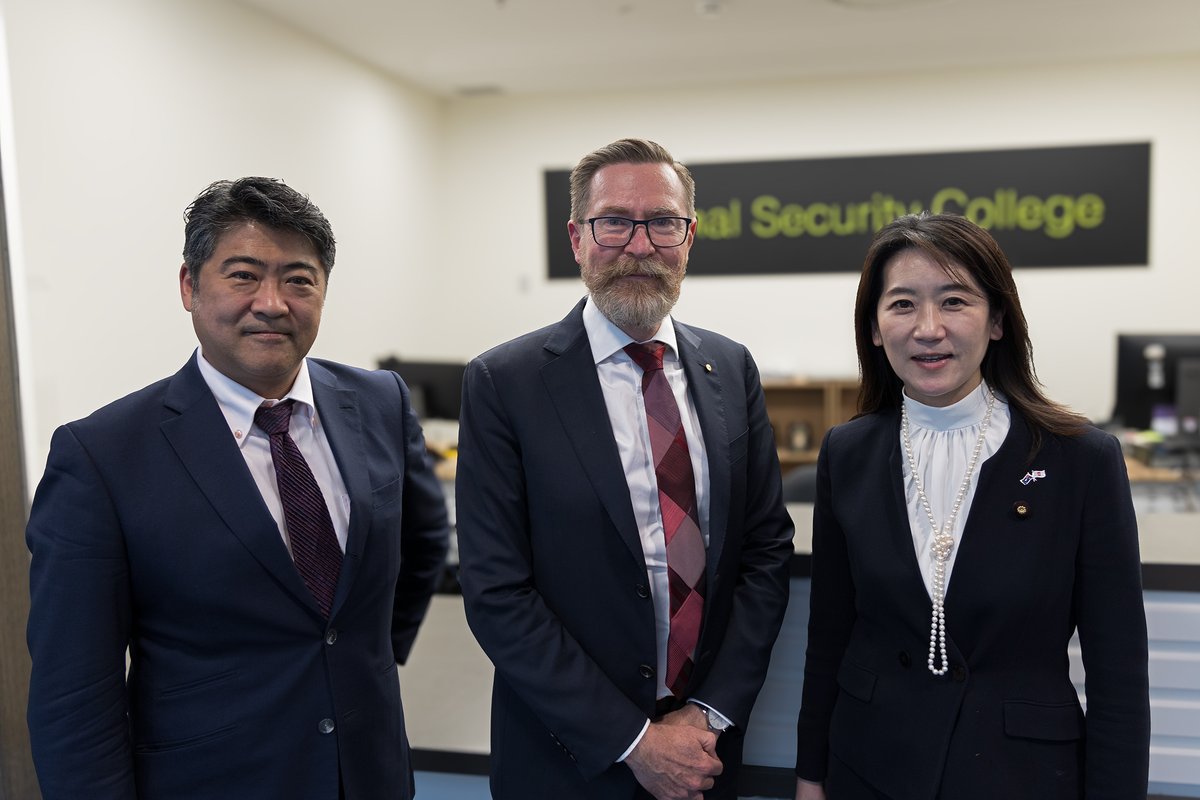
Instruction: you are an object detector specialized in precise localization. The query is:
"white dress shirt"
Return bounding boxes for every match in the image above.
[582,299,728,757]
[900,380,1010,596]
[195,348,351,554]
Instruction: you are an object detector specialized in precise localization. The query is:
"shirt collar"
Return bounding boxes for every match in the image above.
[194,347,318,448]
[582,295,680,366]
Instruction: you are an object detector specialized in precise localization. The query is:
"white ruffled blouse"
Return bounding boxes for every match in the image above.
[900,381,1011,598]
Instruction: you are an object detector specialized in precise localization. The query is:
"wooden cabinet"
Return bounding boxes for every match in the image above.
[761,378,859,471]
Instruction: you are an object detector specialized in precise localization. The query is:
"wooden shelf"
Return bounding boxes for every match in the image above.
[762,377,859,472]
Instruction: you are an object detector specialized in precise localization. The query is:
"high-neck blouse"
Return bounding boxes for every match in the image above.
[900,381,1011,597]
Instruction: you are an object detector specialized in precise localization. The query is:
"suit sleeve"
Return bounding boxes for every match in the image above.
[1075,433,1150,798]
[389,371,451,665]
[795,428,857,782]
[689,346,794,726]
[455,357,649,780]
[26,424,136,799]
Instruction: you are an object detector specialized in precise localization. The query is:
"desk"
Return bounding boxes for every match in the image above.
[1127,458,1194,483]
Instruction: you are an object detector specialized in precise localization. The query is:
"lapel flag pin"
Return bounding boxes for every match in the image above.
[1020,469,1046,485]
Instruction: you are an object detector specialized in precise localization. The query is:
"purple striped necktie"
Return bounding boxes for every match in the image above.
[255,400,342,618]
[624,342,706,698]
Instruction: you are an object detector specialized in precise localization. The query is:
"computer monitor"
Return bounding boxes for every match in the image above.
[1111,333,1200,431]
[377,357,466,421]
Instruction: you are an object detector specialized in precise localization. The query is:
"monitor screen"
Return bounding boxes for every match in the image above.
[1111,334,1200,431]
[377,357,466,421]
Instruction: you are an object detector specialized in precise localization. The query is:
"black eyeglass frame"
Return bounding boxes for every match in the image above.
[585,216,694,248]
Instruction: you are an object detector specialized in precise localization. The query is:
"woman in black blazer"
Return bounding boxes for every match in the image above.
[794,214,1150,800]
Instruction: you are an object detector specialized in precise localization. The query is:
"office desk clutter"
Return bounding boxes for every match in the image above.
[1109,334,1200,436]
[377,357,462,477]
[1095,334,1200,515]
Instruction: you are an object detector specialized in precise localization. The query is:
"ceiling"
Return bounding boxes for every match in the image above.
[234,0,1200,98]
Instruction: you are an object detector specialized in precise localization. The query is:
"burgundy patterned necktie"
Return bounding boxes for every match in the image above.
[623,342,706,697]
[255,400,342,618]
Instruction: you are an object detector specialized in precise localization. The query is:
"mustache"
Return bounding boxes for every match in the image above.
[604,256,673,281]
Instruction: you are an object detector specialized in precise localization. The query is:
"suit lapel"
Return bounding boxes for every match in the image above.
[309,362,369,617]
[541,301,645,569]
[674,322,728,572]
[160,356,318,614]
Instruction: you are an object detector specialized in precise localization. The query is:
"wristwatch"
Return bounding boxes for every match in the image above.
[691,702,731,734]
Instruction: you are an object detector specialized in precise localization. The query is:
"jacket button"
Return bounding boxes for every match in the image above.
[325,629,338,645]
[897,651,911,668]
[635,584,650,599]
[639,664,655,679]
[951,666,966,682]
[318,718,335,734]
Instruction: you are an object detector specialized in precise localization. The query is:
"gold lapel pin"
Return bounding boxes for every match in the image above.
[703,363,713,373]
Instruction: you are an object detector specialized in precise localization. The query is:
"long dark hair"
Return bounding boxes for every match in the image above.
[854,213,1088,454]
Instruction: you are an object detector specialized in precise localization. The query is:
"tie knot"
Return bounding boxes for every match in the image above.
[624,342,666,373]
[255,400,295,436]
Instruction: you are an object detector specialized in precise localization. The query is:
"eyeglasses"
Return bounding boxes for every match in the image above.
[586,216,692,248]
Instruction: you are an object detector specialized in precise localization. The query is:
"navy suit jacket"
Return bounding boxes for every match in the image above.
[26,355,450,800]
[455,299,794,799]
[795,408,1150,800]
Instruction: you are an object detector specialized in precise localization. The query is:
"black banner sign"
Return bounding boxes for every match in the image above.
[544,143,1150,278]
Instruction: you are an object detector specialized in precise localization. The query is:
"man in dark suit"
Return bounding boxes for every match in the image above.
[26,177,450,800]
[456,138,794,800]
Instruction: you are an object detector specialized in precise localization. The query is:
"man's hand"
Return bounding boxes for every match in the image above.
[795,777,827,800]
[658,703,709,731]
[625,719,722,800]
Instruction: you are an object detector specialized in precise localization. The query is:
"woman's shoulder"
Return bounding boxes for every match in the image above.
[1021,411,1121,461]
[826,410,895,449]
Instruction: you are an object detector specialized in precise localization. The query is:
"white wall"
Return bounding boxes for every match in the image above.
[1,0,445,486]
[440,56,1200,423]
[3,0,1198,488]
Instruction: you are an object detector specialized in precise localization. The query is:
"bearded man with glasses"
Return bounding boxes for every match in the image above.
[456,138,794,800]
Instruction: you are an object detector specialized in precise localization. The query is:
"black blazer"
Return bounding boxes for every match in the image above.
[795,408,1150,800]
[456,299,795,799]
[27,355,450,800]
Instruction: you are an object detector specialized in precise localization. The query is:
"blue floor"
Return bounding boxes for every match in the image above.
[414,771,490,799]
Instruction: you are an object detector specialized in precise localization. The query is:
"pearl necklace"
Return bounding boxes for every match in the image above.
[900,385,996,677]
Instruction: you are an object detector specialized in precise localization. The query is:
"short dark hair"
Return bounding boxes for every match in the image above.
[854,212,1087,453]
[569,138,696,223]
[182,177,335,287]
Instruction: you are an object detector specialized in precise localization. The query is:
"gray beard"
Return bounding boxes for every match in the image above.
[583,257,682,336]
[591,283,677,334]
